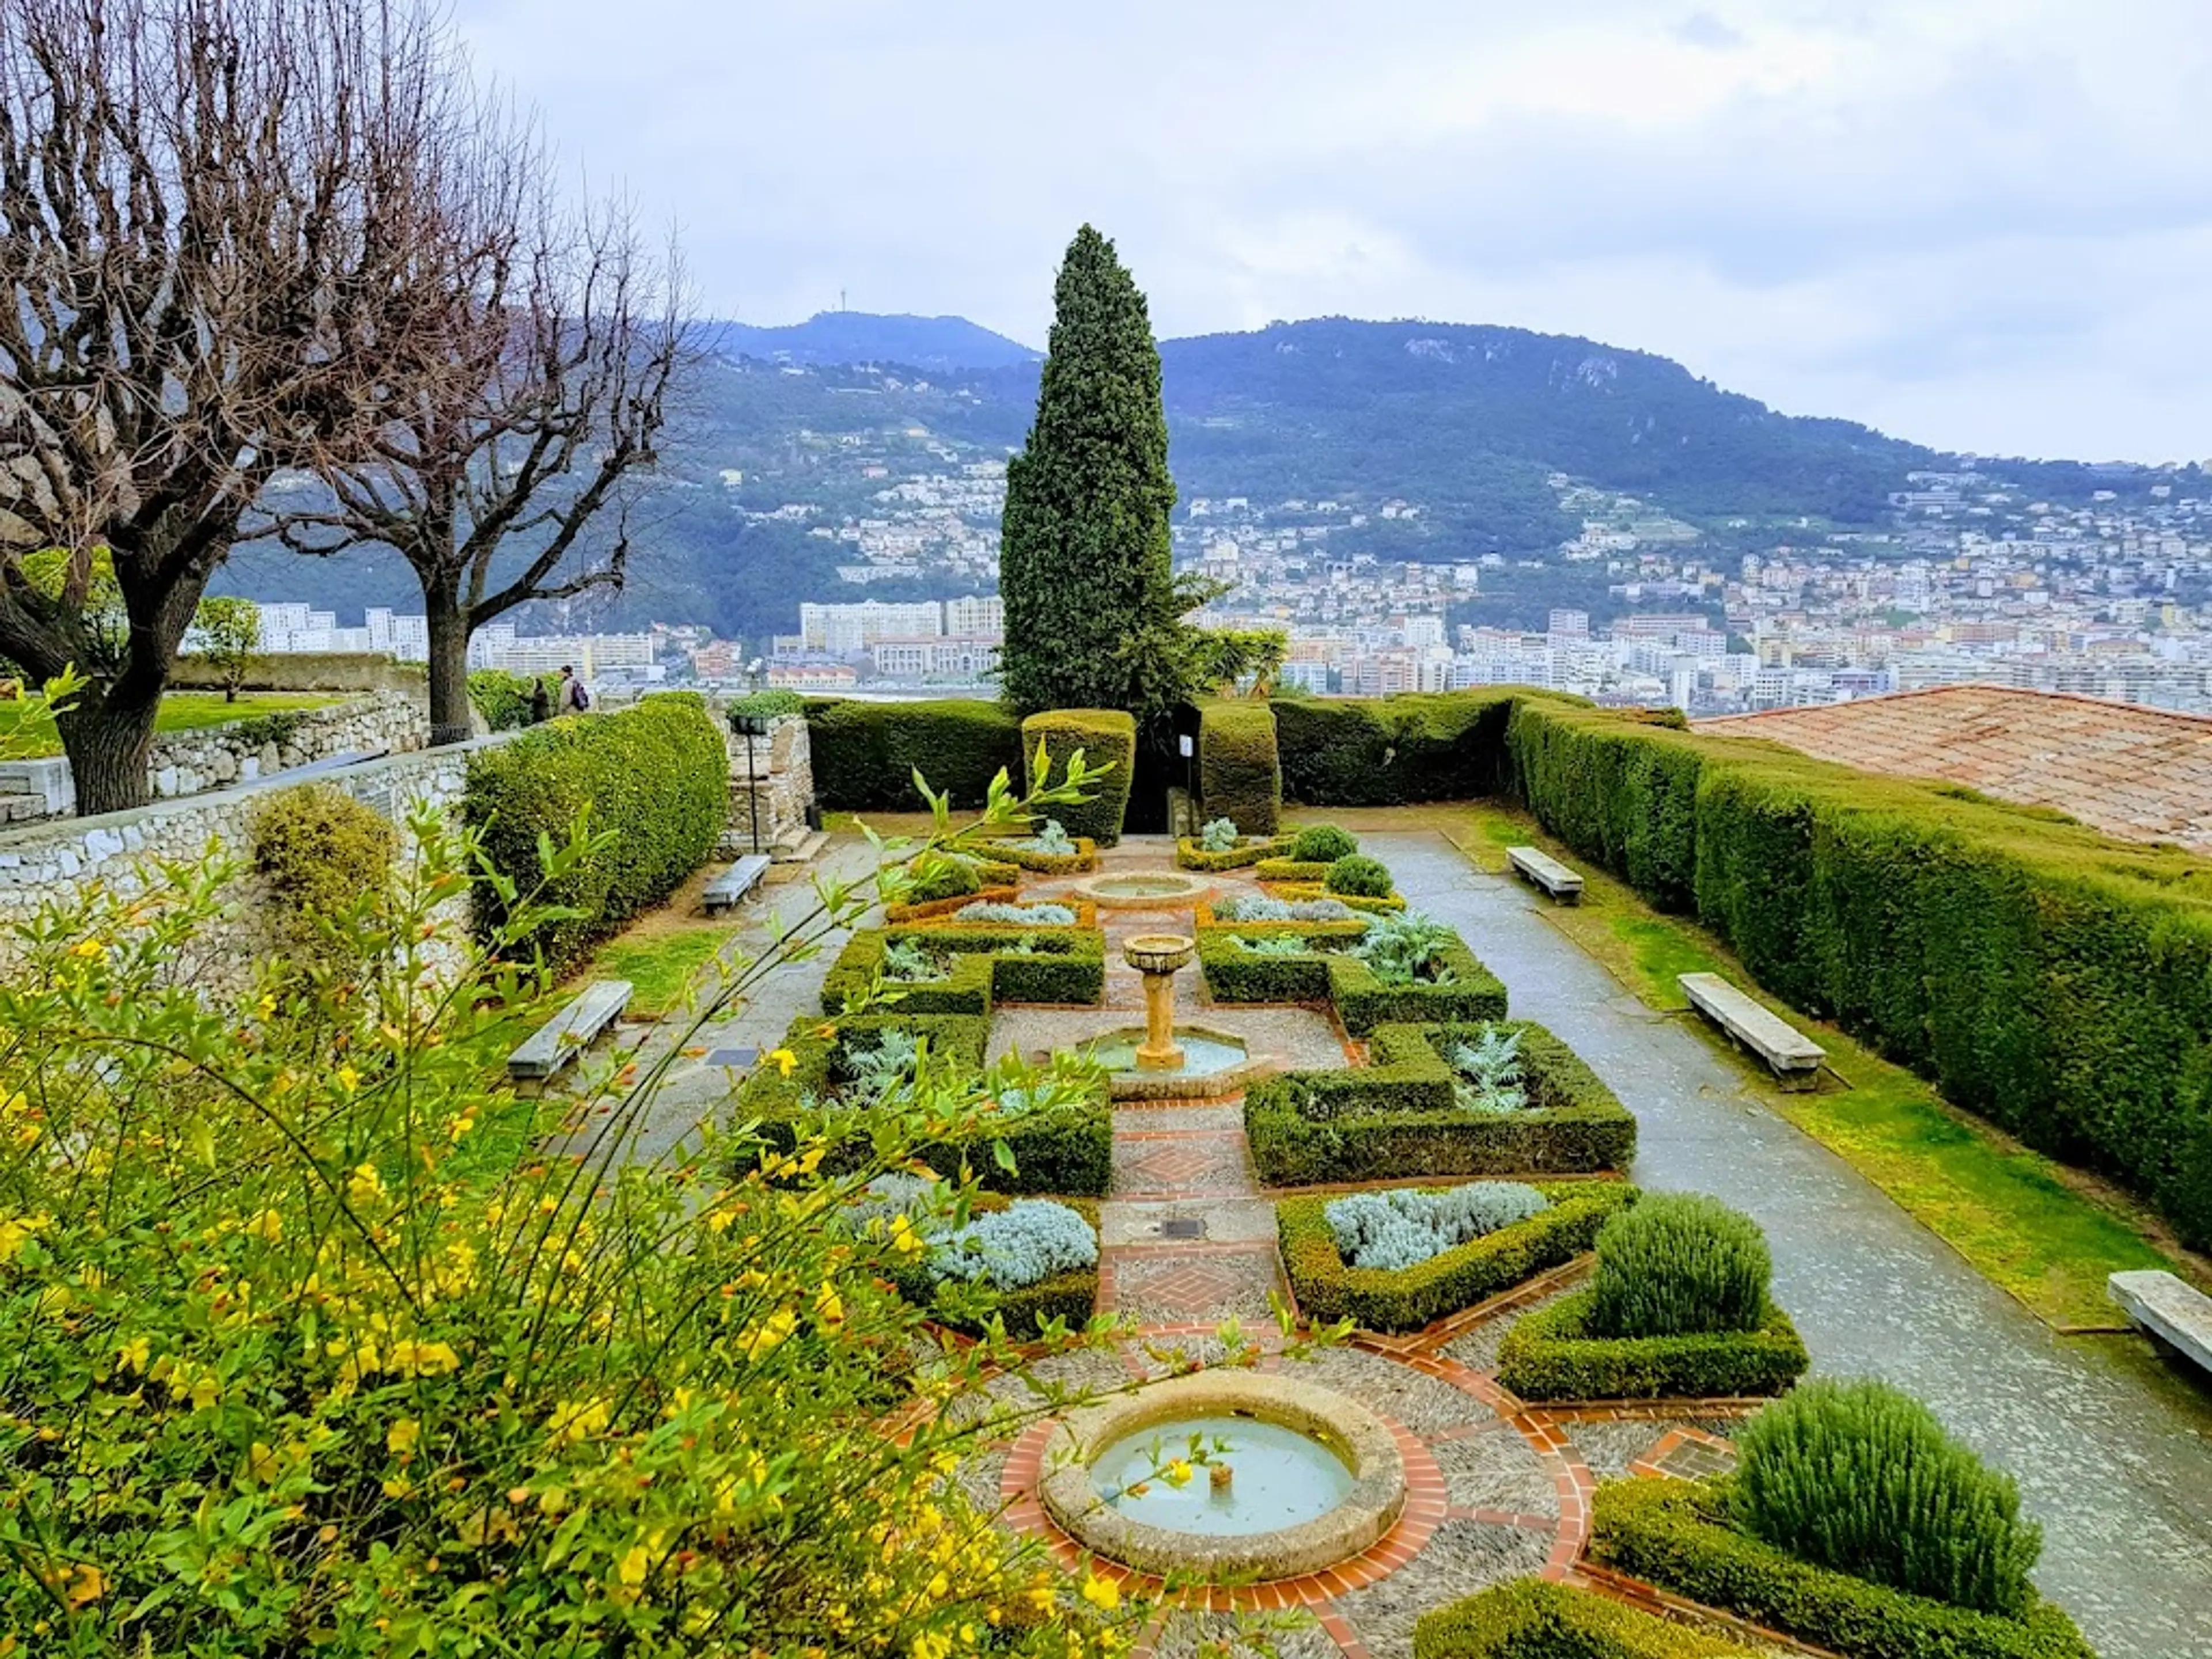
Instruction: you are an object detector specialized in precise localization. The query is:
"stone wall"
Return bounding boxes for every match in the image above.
[0,690,427,824]
[721,713,816,858]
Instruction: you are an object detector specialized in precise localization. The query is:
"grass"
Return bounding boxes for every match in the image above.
[0,691,342,760]
[1446,799,2195,1331]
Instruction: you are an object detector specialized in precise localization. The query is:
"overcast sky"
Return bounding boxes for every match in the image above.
[456,0,2211,463]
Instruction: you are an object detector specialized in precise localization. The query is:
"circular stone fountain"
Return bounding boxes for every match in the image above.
[1038,1372,1407,1580]
[1071,870,1214,910]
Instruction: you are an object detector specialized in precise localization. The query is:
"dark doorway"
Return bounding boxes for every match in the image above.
[1124,703,1201,835]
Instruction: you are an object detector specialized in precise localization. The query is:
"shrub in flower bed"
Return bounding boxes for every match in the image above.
[1198,895,1367,930]
[736,1012,1111,1196]
[1198,915,1503,1032]
[1281,1180,1637,1332]
[1413,1576,1755,1658]
[1590,1479,2094,1659]
[978,818,1100,874]
[875,1190,1103,1340]
[1260,882,1407,913]
[1325,853,1395,897]
[1292,824,1359,863]
[884,886,1023,925]
[1246,1021,1637,1185]
[822,927,1108,1013]
[1498,1196,1806,1400]
[1176,831,1296,871]
[1255,856,1335,883]
[941,899,1089,929]
[1328,1181,1552,1268]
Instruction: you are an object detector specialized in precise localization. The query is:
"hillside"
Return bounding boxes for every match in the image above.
[707,311,1039,370]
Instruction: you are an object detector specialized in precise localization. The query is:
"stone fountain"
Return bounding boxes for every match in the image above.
[1122,933,1196,1070]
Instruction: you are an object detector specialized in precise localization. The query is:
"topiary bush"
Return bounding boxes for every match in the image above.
[464,694,728,973]
[1325,853,1395,898]
[1021,708,1137,845]
[1198,700,1281,835]
[249,783,399,970]
[1589,1193,1771,1338]
[906,855,982,904]
[1733,1378,2044,1618]
[725,689,805,721]
[1291,823,1358,863]
[805,698,1024,812]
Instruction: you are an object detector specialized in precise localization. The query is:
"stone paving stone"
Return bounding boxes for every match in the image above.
[1565,1418,1739,1486]
[1145,1609,1340,1659]
[1109,1248,1284,1325]
[1328,1518,1551,1659]
[1436,1289,1569,1376]
[989,1003,1349,1073]
[1427,1424,1560,1519]
[1298,1347,1497,1440]
[1101,1198,1280,1248]
[1112,1134,1255,1198]
[1112,1103,1247,1134]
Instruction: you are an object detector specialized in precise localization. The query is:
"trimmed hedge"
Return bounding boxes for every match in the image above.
[1275,690,1562,806]
[1590,1480,2096,1659]
[1176,834,1294,871]
[1196,930,1506,1033]
[821,927,1107,1013]
[464,694,726,972]
[1255,857,1334,883]
[1414,1577,1755,1658]
[1248,1022,1638,1185]
[1505,695,2212,1249]
[1495,1287,1808,1400]
[249,783,398,969]
[1281,1180,1637,1332]
[734,1013,1111,1196]
[976,832,1099,875]
[1021,708,1137,844]
[1198,700,1282,835]
[805,698,1024,811]
[889,1196,1103,1341]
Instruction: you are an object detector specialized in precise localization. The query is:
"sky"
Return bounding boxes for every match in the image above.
[455,0,2212,463]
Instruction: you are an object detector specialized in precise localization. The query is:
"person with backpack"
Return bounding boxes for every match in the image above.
[557,665,591,715]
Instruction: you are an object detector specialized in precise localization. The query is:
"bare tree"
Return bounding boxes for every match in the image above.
[271,143,691,744]
[0,0,484,813]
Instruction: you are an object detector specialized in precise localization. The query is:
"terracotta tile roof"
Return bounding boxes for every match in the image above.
[1697,686,2212,851]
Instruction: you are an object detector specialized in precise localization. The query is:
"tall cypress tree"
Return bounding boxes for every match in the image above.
[998,225,1189,718]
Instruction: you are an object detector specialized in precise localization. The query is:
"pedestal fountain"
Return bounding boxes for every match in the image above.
[1122,933,1196,1070]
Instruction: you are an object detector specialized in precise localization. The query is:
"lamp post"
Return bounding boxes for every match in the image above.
[731,707,770,855]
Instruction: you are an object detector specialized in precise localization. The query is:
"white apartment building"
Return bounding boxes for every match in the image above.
[943,594,1004,637]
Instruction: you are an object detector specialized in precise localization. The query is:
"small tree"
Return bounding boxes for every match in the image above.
[192,597,261,703]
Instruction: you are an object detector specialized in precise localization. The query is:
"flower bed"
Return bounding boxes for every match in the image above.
[822,927,1108,1013]
[736,1012,1112,1196]
[1414,1577,1754,1658]
[1495,1289,1808,1400]
[1198,929,1508,1035]
[884,885,1024,925]
[1245,1021,1638,1185]
[886,1194,1103,1340]
[1590,1479,2096,1659]
[1257,881,1407,914]
[975,831,1100,875]
[1279,1180,1635,1332]
[1175,833,1295,871]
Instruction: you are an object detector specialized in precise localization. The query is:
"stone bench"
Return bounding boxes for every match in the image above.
[1506,844,1584,904]
[507,979,632,1081]
[702,854,772,915]
[2109,1270,2212,1375]
[1680,972,1825,1090]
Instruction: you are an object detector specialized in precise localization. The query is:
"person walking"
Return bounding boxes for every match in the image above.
[556,665,590,715]
[528,676,550,724]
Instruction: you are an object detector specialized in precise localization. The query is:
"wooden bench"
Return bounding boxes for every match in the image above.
[702,854,772,915]
[1679,972,1825,1090]
[2109,1270,2212,1375]
[507,979,632,1081]
[1506,844,1584,904]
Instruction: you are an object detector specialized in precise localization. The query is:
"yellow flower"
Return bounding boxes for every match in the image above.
[335,1064,360,1093]
[387,1418,421,1456]
[116,1336,149,1373]
[546,1397,612,1445]
[246,1209,283,1243]
[1080,1573,1120,1612]
[346,1164,384,1206]
[737,1306,798,1360]
[0,1211,50,1263]
[257,994,277,1018]
[388,1339,458,1377]
[814,1281,844,1327]
[62,1563,104,1609]
[887,1214,924,1257]
[1166,1458,1192,1487]
[71,937,103,960]
[767,1047,798,1078]
[615,1542,651,1588]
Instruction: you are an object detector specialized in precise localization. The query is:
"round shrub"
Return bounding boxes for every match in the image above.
[1733,1377,2043,1616]
[1324,853,1393,898]
[249,783,397,968]
[1291,824,1358,863]
[1588,1193,1770,1338]
[906,855,982,904]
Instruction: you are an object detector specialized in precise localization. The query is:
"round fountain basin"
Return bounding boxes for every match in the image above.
[1081,1025,1260,1099]
[1039,1372,1406,1581]
[1072,871,1213,909]
[1096,1415,1354,1536]
[1123,931,1196,974]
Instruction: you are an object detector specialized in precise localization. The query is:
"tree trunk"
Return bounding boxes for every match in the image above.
[53,692,161,817]
[425,588,474,747]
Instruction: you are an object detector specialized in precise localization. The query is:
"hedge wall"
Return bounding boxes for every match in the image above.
[1198,700,1282,835]
[820,927,1107,1013]
[804,698,1024,811]
[1414,1577,1754,1659]
[1247,1021,1637,1185]
[1503,696,2212,1249]
[1590,1480,2096,1659]
[1274,690,1570,806]
[1021,708,1137,844]
[464,694,726,972]
[1495,1287,1809,1401]
[1281,1180,1636,1333]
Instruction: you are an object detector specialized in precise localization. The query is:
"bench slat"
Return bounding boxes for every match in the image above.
[2109,1270,2212,1373]
[1680,972,1824,1085]
[1506,844,1584,901]
[703,854,772,913]
[507,979,632,1080]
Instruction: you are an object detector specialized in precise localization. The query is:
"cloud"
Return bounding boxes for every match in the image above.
[452,0,2212,460]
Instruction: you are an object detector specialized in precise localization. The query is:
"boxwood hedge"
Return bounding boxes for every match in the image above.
[1198,700,1282,835]
[804,697,1024,811]
[976,831,1099,874]
[1495,1287,1808,1400]
[1281,1180,1637,1332]
[1021,708,1137,844]
[464,693,726,972]
[1247,1021,1637,1184]
[1275,690,1569,806]
[1196,928,1505,1033]
[820,926,1107,1013]
[1590,1480,2096,1659]
[1176,834,1295,871]
[733,1012,1110,1196]
[1413,1577,1755,1658]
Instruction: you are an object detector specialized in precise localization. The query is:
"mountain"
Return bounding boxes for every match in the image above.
[709,310,1039,371]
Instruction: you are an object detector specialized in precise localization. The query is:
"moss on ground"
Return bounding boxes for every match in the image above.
[1449,800,2193,1332]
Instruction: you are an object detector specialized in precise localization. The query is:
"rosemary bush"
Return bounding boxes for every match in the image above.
[1589,1193,1772,1338]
